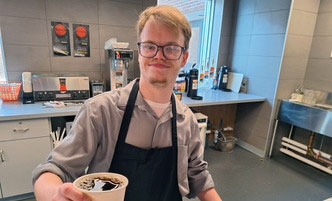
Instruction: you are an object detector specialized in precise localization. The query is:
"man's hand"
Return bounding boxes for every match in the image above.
[34,172,91,201]
[51,183,91,201]
[198,188,222,201]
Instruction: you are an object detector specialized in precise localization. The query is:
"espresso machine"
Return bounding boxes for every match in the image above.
[104,41,133,91]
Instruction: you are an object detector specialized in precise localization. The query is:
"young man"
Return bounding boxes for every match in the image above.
[33,5,222,201]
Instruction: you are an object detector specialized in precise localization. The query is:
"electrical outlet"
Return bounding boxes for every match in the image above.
[240,77,248,93]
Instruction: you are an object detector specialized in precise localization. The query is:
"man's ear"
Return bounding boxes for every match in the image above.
[181,51,189,67]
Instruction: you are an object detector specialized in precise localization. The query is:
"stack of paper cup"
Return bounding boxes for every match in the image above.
[22,72,32,93]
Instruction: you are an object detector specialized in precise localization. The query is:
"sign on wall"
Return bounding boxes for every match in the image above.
[51,22,71,56]
[73,24,90,57]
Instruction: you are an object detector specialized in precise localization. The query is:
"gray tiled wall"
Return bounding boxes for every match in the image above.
[0,0,156,81]
[304,0,332,92]
[271,0,329,157]
[276,0,320,100]
[229,0,291,151]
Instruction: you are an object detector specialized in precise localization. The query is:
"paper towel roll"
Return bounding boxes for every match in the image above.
[22,72,32,92]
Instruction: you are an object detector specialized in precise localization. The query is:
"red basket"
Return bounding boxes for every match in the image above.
[0,81,22,101]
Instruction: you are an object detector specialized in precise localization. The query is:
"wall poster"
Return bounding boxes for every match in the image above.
[73,24,90,57]
[51,22,71,56]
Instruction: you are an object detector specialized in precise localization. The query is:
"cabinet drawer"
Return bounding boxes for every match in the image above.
[0,118,50,141]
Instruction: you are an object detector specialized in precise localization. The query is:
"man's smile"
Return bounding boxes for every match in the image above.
[148,62,170,69]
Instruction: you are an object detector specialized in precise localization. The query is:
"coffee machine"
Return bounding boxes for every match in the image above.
[104,40,133,91]
[186,64,202,100]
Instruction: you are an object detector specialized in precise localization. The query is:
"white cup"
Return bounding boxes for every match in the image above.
[73,172,128,201]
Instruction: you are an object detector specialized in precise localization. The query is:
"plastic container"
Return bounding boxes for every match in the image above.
[0,81,22,101]
[214,128,237,152]
[216,136,237,152]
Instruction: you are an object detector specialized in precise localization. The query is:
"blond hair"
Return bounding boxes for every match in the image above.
[136,5,192,50]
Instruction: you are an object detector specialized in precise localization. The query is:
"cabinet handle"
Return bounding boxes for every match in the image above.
[0,149,4,163]
[12,128,30,133]
[0,181,3,198]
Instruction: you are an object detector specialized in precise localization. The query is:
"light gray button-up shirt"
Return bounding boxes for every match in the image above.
[32,80,214,198]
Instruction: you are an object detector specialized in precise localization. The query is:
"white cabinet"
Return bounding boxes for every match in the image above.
[0,118,52,198]
[0,118,50,141]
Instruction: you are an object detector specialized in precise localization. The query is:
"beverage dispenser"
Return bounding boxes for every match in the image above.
[104,43,133,91]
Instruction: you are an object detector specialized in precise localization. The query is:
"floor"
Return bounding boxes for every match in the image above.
[183,146,332,201]
[19,146,332,201]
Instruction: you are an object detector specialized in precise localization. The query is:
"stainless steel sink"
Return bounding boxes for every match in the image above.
[278,100,332,137]
[268,100,332,174]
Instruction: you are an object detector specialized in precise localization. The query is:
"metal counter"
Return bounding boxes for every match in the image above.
[278,100,332,138]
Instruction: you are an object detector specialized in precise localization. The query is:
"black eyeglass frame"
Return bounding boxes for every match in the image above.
[137,42,186,60]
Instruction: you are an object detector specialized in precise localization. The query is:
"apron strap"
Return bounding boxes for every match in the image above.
[116,79,140,145]
[171,94,178,153]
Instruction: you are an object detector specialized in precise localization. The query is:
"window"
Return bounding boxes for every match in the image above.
[0,28,7,81]
[157,0,215,72]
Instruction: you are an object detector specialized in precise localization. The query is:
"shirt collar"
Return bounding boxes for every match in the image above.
[117,79,137,107]
[117,79,185,118]
[173,92,185,118]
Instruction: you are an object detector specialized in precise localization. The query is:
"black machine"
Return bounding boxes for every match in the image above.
[186,67,203,100]
[218,66,230,91]
[187,68,198,97]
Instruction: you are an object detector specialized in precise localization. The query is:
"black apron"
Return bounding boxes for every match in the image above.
[109,80,182,201]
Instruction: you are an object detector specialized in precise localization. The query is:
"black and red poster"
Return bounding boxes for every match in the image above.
[73,24,90,57]
[51,22,71,56]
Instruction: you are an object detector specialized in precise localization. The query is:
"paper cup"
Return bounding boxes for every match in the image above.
[73,172,128,201]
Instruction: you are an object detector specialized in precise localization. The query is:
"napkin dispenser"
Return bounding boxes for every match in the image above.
[22,72,34,104]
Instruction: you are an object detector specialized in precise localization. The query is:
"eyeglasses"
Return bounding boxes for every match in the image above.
[137,42,186,60]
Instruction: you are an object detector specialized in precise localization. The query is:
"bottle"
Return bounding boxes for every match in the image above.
[174,78,182,92]
[214,130,219,144]
[204,61,209,88]
[177,70,186,92]
[199,65,204,85]
[218,66,229,90]
[185,71,189,92]
[208,59,215,88]
[212,66,219,90]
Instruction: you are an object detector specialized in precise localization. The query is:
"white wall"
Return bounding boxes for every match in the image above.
[304,0,332,92]
[0,0,157,82]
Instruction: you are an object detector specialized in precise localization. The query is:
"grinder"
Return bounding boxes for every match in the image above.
[187,68,202,100]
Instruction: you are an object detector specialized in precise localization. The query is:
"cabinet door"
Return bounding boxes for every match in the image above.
[0,137,52,198]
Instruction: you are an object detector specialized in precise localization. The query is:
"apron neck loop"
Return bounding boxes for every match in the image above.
[171,94,178,149]
[116,79,178,149]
